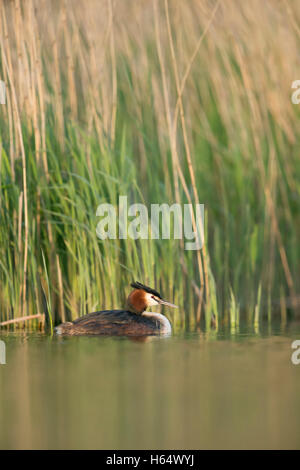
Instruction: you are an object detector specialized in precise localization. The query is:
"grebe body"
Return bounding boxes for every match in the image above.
[55,282,176,336]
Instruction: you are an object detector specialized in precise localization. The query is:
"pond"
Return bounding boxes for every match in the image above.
[0,322,300,449]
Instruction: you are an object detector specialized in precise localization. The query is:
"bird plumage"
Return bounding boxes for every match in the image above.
[55,281,176,336]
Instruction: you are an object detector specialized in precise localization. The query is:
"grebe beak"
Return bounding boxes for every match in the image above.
[157,298,178,308]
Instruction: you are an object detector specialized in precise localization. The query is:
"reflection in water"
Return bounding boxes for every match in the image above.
[0,324,300,449]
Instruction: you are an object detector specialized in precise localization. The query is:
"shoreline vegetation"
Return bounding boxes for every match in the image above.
[0,0,299,331]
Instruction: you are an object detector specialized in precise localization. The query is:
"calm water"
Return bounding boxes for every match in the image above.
[0,323,300,449]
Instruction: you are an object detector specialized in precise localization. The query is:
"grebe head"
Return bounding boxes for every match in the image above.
[127,281,178,314]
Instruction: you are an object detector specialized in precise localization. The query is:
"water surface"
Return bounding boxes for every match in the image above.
[0,323,300,449]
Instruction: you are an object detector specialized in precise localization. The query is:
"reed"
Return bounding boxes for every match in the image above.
[0,0,299,329]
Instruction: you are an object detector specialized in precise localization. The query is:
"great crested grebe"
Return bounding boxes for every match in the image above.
[55,281,177,336]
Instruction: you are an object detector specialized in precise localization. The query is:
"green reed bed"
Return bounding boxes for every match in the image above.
[0,0,299,330]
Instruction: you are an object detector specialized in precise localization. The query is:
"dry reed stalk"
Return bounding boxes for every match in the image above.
[18,191,23,253]
[0,313,44,326]
[49,9,65,147]
[62,0,77,119]
[26,2,43,251]
[0,139,2,189]
[20,5,33,131]
[29,4,59,316]
[32,5,49,179]
[108,0,117,147]
[14,0,24,107]
[27,3,41,165]
[2,42,29,316]
[284,0,300,38]
[266,145,276,303]
[1,4,15,180]
[56,254,66,323]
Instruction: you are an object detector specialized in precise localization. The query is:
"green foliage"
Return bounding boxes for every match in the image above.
[0,1,299,329]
